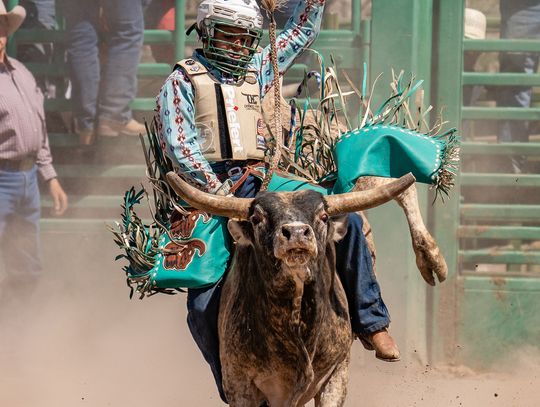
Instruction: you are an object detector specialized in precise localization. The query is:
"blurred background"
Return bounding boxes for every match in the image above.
[1,0,540,405]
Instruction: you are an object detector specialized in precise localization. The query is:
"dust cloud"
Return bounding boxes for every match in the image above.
[1,230,539,407]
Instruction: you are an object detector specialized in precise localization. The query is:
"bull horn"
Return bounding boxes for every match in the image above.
[166,172,253,219]
[325,173,416,215]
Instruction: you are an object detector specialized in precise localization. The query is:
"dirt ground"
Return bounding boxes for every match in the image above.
[1,233,539,407]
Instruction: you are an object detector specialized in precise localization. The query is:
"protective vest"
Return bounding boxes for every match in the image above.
[176,58,267,162]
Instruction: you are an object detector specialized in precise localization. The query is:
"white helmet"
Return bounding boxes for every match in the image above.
[195,0,264,79]
[197,0,263,32]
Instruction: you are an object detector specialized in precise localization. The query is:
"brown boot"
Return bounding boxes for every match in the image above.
[359,328,401,362]
[78,128,96,146]
[98,118,146,137]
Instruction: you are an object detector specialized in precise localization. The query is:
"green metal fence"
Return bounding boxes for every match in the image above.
[431,0,540,368]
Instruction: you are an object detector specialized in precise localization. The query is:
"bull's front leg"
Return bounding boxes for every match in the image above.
[354,177,447,286]
[314,356,350,407]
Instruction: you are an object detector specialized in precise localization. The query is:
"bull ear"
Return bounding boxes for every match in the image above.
[331,214,349,242]
[227,219,252,246]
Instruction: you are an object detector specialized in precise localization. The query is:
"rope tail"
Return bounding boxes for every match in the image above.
[259,0,288,191]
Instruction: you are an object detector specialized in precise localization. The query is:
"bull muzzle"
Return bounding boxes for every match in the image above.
[274,222,318,267]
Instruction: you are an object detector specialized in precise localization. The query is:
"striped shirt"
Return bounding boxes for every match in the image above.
[0,56,57,181]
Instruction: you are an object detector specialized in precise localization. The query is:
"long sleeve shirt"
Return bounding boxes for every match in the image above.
[0,56,57,181]
[155,0,325,193]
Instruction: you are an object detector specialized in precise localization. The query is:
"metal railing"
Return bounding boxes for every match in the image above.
[459,36,540,273]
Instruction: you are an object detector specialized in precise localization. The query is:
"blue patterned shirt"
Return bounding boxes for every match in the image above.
[155,0,325,193]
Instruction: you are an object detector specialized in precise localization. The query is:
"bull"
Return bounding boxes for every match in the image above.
[166,171,415,406]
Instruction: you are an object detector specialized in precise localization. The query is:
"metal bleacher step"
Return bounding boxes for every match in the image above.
[40,217,117,233]
[55,164,146,178]
[26,62,172,77]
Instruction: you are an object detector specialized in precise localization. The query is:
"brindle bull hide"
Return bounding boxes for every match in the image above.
[166,172,415,406]
[261,88,447,286]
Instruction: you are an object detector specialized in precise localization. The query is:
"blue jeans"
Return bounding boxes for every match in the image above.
[497,1,540,145]
[0,167,42,278]
[187,174,390,402]
[19,0,56,30]
[65,0,146,131]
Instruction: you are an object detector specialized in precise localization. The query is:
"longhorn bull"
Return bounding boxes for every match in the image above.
[166,172,415,407]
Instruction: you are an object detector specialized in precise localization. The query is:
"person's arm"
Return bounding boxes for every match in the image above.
[253,0,326,97]
[156,69,223,193]
[33,81,68,215]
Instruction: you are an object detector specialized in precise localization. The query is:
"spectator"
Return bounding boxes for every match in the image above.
[496,0,540,173]
[462,8,487,143]
[0,2,68,298]
[64,0,148,145]
[17,0,56,73]
[463,8,487,106]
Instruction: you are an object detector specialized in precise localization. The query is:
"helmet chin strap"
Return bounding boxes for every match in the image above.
[186,22,201,38]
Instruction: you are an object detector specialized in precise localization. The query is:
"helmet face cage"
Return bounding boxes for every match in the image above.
[201,20,262,79]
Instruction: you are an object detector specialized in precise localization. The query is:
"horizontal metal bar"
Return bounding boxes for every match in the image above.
[461,204,540,221]
[48,133,145,147]
[130,98,156,112]
[462,72,540,87]
[14,29,176,44]
[137,63,173,76]
[14,29,65,43]
[459,250,540,264]
[40,218,154,232]
[461,275,540,290]
[41,195,133,208]
[459,225,540,240]
[464,39,540,52]
[143,29,174,44]
[462,107,540,120]
[461,173,540,187]
[46,98,156,112]
[462,142,540,156]
[55,164,146,178]
[40,218,117,233]
[27,62,172,77]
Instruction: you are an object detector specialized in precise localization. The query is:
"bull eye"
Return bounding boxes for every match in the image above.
[320,212,329,223]
[250,214,262,226]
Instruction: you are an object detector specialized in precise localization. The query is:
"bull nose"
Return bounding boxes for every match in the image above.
[281,223,314,242]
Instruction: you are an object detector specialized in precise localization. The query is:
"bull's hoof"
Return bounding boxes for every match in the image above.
[415,248,448,286]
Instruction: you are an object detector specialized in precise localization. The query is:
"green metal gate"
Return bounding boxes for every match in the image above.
[430,0,540,367]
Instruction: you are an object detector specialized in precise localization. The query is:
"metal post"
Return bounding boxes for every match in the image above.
[352,0,361,35]
[175,0,186,62]
[430,0,464,365]
[369,0,434,365]
[6,0,19,57]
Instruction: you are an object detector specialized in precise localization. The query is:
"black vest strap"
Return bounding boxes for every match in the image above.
[214,84,233,160]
